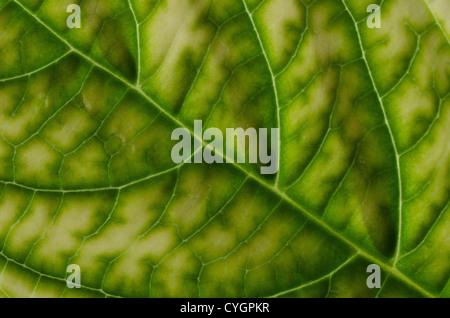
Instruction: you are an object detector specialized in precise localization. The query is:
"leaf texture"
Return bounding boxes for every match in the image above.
[0,0,448,298]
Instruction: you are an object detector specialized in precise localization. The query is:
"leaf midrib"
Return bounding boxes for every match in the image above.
[10,0,437,298]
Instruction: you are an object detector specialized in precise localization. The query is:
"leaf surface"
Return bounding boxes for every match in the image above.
[0,0,448,298]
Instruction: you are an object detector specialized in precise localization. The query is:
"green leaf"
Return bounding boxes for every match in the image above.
[0,0,448,298]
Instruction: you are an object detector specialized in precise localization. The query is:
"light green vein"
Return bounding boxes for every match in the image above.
[241,0,281,188]
[0,251,120,298]
[0,50,72,82]
[341,0,404,266]
[424,0,450,43]
[268,253,359,298]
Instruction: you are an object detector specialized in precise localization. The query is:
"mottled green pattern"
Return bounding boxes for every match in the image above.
[0,0,448,298]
